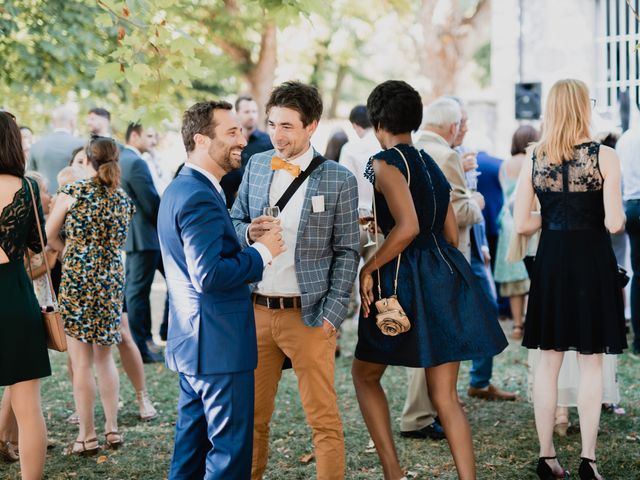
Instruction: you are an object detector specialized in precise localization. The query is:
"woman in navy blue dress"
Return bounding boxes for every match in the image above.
[352,81,507,480]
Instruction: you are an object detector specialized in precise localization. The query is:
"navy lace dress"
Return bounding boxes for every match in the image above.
[523,142,627,354]
[354,144,508,368]
[0,177,51,386]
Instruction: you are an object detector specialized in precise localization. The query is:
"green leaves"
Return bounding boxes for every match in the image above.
[95,62,124,81]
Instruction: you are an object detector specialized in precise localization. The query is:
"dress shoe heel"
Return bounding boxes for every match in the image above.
[536,456,569,479]
[579,457,603,480]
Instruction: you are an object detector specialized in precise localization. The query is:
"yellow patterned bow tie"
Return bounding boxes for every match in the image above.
[271,156,301,177]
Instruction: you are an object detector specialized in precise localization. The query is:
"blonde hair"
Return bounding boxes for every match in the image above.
[535,79,592,164]
[57,165,87,188]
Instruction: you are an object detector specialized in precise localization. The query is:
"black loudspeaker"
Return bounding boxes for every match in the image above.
[515,82,542,120]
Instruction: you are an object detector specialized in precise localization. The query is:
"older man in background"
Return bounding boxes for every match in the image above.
[30,104,84,190]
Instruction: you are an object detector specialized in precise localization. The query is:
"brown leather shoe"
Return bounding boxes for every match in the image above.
[0,441,19,462]
[467,384,516,401]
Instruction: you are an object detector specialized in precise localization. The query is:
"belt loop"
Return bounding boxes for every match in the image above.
[279,297,284,309]
[266,297,271,309]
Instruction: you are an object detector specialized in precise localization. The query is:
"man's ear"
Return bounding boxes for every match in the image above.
[305,120,319,137]
[193,133,208,147]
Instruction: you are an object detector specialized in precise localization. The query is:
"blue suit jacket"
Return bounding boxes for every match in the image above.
[476,151,504,238]
[158,166,264,375]
[119,147,161,252]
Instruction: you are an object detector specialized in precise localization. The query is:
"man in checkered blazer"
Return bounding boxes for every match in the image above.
[231,81,359,480]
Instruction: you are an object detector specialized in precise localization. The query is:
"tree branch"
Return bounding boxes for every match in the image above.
[461,0,489,27]
[211,35,252,65]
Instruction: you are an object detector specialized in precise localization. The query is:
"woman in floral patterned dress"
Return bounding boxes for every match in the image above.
[46,136,134,455]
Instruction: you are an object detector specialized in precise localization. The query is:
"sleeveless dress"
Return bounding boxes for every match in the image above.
[58,178,134,345]
[493,168,530,296]
[0,177,51,386]
[354,144,508,368]
[522,142,627,354]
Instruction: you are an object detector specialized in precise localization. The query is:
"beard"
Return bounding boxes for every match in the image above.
[209,141,242,172]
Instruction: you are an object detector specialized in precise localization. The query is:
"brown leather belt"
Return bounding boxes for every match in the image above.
[253,294,301,309]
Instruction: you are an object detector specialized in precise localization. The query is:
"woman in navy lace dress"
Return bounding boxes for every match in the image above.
[514,79,626,480]
[352,81,507,480]
[0,111,49,480]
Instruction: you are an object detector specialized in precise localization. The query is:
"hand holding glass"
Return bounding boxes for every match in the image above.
[260,206,281,238]
[358,208,376,247]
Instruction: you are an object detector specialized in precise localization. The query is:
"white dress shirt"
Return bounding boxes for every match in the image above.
[256,146,314,296]
[616,127,640,200]
[339,130,380,211]
[184,162,272,266]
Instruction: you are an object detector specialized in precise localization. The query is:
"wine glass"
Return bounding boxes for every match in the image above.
[358,208,376,248]
[263,206,280,218]
[466,170,481,192]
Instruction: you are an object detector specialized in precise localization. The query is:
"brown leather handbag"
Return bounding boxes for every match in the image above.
[25,179,67,352]
[372,147,411,336]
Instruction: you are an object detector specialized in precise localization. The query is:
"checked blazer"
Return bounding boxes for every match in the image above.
[231,148,360,330]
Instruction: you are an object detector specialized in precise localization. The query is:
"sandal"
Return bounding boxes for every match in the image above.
[66,411,80,424]
[554,416,569,437]
[0,441,19,462]
[64,438,100,456]
[511,325,524,340]
[105,431,124,450]
[137,390,158,421]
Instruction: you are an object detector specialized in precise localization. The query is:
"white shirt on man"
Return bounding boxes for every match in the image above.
[338,129,379,211]
[256,145,315,296]
[184,162,272,266]
[616,127,640,200]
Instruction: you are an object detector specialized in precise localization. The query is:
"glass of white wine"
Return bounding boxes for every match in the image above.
[358,208,376,247]
[263,206,280,218]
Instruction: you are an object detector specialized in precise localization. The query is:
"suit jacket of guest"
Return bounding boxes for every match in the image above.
[158,166,264,375]
[415,131,483,261]
[231,149,360,330]
[476,151,504,238]
[29,131,85,191]
[119,147,161,252]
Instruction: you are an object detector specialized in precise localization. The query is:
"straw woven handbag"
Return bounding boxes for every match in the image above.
[25,179,67,352]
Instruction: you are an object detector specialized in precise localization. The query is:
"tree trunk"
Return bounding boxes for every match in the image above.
[328,64,348,119]
[414,0,490,100]
[246,21,277,125]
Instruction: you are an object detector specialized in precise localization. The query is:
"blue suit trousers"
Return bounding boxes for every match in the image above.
[169,371,254,480]
[469,252,498,388]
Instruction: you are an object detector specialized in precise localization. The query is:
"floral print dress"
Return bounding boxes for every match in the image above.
[59,178,134,345]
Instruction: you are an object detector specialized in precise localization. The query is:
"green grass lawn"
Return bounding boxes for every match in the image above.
[2,321,639,479]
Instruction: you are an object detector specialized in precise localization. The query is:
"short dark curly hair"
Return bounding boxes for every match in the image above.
[182,101,232,153]
[366,80,423,134]
[266,81,323,127]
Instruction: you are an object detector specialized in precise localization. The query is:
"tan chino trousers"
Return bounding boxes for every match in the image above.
[251,303,345,480]
[400,368,438,431]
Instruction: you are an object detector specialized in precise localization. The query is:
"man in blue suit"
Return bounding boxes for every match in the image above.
[158,101,284,480]
[120,123,164,362]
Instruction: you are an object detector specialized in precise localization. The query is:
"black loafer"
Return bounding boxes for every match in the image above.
[400,419,445,440]
[141,351,164,364]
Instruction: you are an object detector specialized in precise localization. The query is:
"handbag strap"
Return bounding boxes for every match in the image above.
[24,178,59,308]
[274,155,326,212]
[373,146,411,299]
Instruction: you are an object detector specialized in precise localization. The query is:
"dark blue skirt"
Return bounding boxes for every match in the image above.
[355,238,508,368]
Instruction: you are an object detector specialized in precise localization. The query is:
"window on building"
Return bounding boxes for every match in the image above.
[596,0,640,110]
